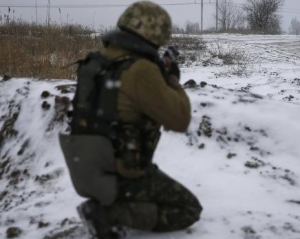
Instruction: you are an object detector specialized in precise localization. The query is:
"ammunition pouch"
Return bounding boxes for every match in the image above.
[142,129,161,161]
[114,124,161,178]
[59,134,117,205]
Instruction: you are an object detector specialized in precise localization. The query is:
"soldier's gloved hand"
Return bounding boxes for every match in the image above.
[166,75,181,90]
[168,61,180,79]
[164,46,180,62]
[163,57,181,80]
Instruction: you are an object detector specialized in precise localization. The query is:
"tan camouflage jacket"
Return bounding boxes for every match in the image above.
[102,44,191,132]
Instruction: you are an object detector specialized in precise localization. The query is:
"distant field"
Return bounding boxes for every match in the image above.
[1,22,299,80]
[0,23,100,79]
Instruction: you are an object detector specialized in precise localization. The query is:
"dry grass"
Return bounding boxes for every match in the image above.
[207,41,253,77]
[163,35,206,66]
[0,22,102,79]
[1,23,207,79]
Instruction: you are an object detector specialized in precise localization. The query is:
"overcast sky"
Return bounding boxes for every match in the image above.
[0,0,299,32]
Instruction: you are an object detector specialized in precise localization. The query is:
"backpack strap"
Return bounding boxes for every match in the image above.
[70,53,137,136]
[99,55,137,122]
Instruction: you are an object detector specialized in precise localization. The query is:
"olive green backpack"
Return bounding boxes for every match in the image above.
[59,52,135,205]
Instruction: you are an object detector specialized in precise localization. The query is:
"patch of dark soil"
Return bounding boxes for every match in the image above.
[283,222,300,233]
[213,95,225,100]
[216,128,227,135]
[197,115,212,137]
[17,139,30,156]
[245,161,260,169]
[0,159,11,179]
[242,226,256,234]
[241,84,251,92]
[227,153,237,159]
[217,135,228,144]
[260,168,297,186]
[9,170,21,178]
[1,190,38,212]
[41,91,51,99]
[16,85,30,97]
[23,168,30,176]
[258,129,268,137]
[251,157,266,166]
[43,226,80,239]
[291,78,300,86]
[35,201,51,208]
[46,96,71,131]
[249,146,271,157]
[5,218,16,225]
[55,84,76,94]
[42,101,51,110]
[1,149,10,159]
[2,75,11,81]
[287,200,300,205]
[0,190,8,202]
[0,104,20,148]
[236,95,257,104]
[38,221,50,228]
[2,198,13,211]
[200,81,207,87]
[214,124,270,156]
[60,218,76,227]
[186,228,195,234]
[54,96,70,113]
[241,226,261,239]
[280,174,296,186]
[7,169,26,186]
[6,227,22,238]
[283,95,295,102]
[216,127,230,145]
[183,79,197,88]
[244,126,251,132]
[35,169,63,185]
[200,102,214,108]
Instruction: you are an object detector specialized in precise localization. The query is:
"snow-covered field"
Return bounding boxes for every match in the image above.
[1,34,300,239]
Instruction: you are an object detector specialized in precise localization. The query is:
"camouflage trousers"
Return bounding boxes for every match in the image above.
[111,164,203,232]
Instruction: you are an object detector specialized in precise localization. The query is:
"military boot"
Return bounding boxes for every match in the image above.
[77,200,121,239]
[107,202,158,231]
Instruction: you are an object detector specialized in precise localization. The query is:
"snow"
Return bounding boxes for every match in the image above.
[1,34,300,239]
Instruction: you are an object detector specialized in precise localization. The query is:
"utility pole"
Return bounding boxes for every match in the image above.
[47,0,51,26]
[93,12,95,30]
[216,0,219,31]
[35,0,37,23]
[201,0,203,32]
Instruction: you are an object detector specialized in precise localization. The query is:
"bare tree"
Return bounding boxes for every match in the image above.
[172,24,185,34]
[243,0,284,34]
[185,21,201,34]
[217,0,245,31]
[289,17,300,35]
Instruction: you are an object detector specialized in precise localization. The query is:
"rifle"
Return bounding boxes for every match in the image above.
[162,46,180,81]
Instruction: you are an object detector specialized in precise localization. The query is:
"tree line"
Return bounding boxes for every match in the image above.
[173,0,300,35]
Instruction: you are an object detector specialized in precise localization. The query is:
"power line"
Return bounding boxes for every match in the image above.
[211,0,300,12]
[280,10,300,14]
[279,7,300,12]
[0,2,215,9]
[279,6,300,10]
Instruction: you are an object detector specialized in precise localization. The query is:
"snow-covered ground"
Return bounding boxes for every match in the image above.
[0,34,300,239]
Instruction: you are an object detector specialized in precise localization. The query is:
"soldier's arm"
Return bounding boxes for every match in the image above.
[124,59,191,132]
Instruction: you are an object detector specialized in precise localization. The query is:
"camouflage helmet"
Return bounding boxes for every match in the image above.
[117,1,172,46]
